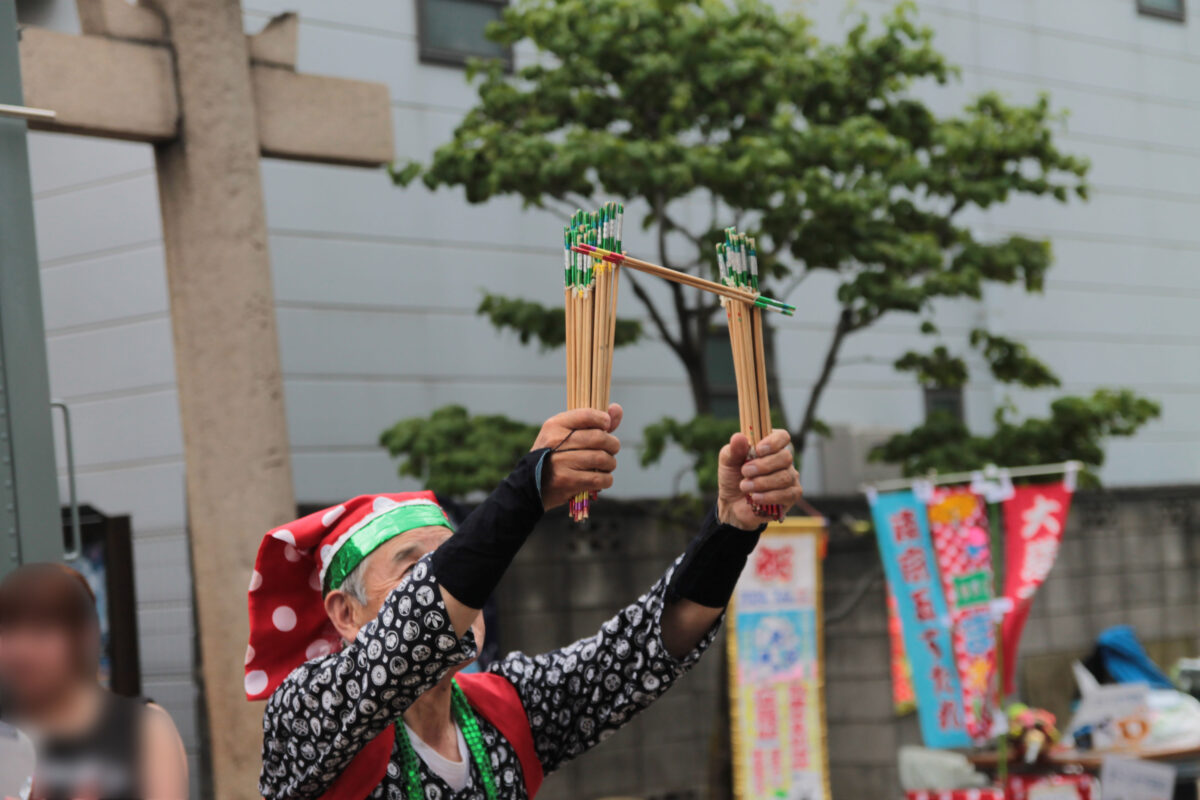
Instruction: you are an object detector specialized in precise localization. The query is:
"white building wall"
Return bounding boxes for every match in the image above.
[21,0,1200,787]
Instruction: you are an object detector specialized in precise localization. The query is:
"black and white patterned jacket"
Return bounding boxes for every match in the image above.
[259,553,719,800]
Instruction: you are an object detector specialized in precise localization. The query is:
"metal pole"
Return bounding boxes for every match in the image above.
[0,103,55,122]
[862,460,1083,494]
[0,9,64,574]
[51,402,81,560]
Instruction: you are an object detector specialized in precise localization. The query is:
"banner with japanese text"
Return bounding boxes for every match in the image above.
[729,518,830,800]
[1000,482,1073,695]
[927,487,997,740]
[870,490,971,748]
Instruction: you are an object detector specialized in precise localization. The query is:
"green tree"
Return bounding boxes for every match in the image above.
[385,0,1158,495]
[379,405,540,497]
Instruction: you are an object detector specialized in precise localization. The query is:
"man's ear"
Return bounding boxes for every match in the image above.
[323,589,362,642]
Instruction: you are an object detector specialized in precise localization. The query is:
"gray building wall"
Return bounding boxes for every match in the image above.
[18,0,1200,792]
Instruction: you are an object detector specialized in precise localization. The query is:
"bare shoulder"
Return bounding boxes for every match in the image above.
[141,701,190,798]
[143,702,181,733]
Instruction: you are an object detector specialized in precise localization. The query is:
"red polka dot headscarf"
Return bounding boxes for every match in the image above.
[244,491,453,700]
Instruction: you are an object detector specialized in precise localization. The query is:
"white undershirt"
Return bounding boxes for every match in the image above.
[403,721,471,792]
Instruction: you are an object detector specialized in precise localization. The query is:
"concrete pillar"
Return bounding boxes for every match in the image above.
[150,0,295,795]
[0,1,62,572]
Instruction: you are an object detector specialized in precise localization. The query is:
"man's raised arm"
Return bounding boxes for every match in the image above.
[433,404,622,636]
[488,427,803,774]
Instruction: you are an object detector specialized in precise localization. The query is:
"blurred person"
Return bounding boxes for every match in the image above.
[0,563,188,799]
[250,405,803,800]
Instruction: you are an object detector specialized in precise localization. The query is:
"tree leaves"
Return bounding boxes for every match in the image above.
[378,405,541,498]
[641,415,744,494]
[870,390,1161,480]
[476,293,642,350]
[396,0,1092,430]
[894,346,968,389]
[969,329,1060,388]
[377,0,1156,496]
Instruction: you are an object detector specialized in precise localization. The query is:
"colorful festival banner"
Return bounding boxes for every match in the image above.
[1000,482,1073,695]
[729,518,830,800]
[927,487,997,740]
[887,581,917,715]
[870,490,971,748]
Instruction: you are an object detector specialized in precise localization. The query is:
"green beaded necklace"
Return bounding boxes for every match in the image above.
[395,680,500,800]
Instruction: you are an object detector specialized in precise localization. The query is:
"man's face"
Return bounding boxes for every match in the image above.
[333,526,485,658]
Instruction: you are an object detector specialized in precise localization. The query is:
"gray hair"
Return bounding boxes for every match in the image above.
[337,558,369,606]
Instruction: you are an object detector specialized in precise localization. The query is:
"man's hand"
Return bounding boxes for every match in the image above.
[717,429,802,530]
[534,403,623,510]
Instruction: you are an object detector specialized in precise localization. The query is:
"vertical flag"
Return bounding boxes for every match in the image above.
[927,487,997,740]
[1000,482,1073,695]
[870,490,971,748]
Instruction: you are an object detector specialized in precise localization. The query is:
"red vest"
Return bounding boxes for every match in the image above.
[316,672,543,800]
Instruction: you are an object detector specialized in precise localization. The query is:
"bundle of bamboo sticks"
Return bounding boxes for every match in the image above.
[718,229,783,521]
[563,203,623,521]
[571,243,796,316]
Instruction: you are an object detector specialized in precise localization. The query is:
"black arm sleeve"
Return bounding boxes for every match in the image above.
[665,505,766,608]
[428,448,547,608]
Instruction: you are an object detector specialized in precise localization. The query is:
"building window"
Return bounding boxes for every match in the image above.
[1137,0,1185,21]
[417,0,512,68]
[924,386,964,424]
[706,327,740,420]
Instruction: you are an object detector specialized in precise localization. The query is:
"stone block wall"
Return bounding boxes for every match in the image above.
[491,488,1200,800]
[493,503,722,800]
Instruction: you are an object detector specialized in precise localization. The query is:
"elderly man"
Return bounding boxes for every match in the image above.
[248,404,802,800]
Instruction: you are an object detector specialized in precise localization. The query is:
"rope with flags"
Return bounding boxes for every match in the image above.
[563,203,623,521]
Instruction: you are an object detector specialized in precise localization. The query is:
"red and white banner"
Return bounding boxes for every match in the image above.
[927,487,996,740]
[905,774,1097,800]
[1000,482,1073,695]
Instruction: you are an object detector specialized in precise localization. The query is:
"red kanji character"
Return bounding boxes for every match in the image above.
[938,699,962,731]
[898,547,929,584]
[892,509,920,542]
[922,628,943,659]
[754,688,778,739]
[932,664,953,694]
[912,588,937,622]
[753,545,793,583]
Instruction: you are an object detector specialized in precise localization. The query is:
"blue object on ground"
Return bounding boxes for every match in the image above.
[1095,625,1174,689]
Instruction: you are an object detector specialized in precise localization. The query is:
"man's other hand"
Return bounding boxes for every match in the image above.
[717,429,802,530]
[534,403,623,510]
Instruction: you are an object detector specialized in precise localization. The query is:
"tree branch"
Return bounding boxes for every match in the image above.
[626,272,686,359]
[543,196,578,221]
[658,205,695,356]
[564,192,593,210]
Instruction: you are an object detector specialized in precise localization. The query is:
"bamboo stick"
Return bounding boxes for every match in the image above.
[720,227,787,520]
[730,301,753,442]
[571,244,795,315]
[752,305,771,441]
[591,267,605,410]
[603,264,620,405]
[565,286,574,409]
